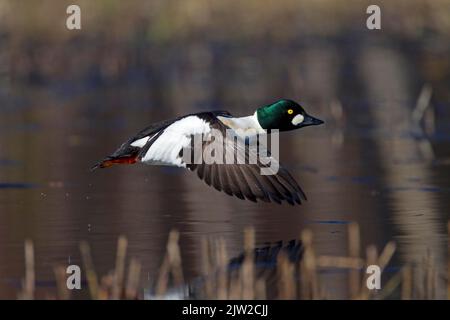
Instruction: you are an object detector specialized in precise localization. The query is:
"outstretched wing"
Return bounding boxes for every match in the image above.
[186,117,307,205]
[91,111,231,170]
[91,116,185,170]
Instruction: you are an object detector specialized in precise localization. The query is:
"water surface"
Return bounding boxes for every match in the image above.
[0,38,449,299]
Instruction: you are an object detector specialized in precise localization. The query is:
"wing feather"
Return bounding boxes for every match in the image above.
[186,116,307,205]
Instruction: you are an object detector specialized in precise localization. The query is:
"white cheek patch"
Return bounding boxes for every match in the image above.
[291,114,304,125]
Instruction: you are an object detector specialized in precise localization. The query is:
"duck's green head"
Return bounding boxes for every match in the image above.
[256,99,324,131]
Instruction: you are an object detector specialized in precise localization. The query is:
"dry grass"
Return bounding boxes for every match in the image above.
[16,221,450,300]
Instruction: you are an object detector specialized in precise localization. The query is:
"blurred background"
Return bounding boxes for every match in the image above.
[0,0,449,299]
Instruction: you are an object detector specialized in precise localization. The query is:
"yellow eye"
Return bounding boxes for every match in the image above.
[287,109,293,114]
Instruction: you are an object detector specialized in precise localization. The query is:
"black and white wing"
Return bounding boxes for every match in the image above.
[91,111,231,170]
[185,115,307,205]
[91,116,184,170]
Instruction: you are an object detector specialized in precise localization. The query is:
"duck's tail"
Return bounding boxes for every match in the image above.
[91,155,139,171]
[91,142,141,171]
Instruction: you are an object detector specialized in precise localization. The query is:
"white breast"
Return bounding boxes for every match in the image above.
[217,112,265,137]
[140,116,211,167]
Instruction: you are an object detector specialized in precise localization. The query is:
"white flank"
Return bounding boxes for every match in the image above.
[141,116,211,167]
[291,114,304,126]
[217,112,265,137]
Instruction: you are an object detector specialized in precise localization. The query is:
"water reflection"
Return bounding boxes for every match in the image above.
[0,1,449,299]
[359,46,447,298]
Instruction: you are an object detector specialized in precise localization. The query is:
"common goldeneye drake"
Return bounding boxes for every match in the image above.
[92,99,323,205]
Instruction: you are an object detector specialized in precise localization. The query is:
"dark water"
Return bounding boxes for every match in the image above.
[0,39,449,299]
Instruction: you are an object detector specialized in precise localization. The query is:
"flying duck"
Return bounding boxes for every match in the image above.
[92,99,324,205]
